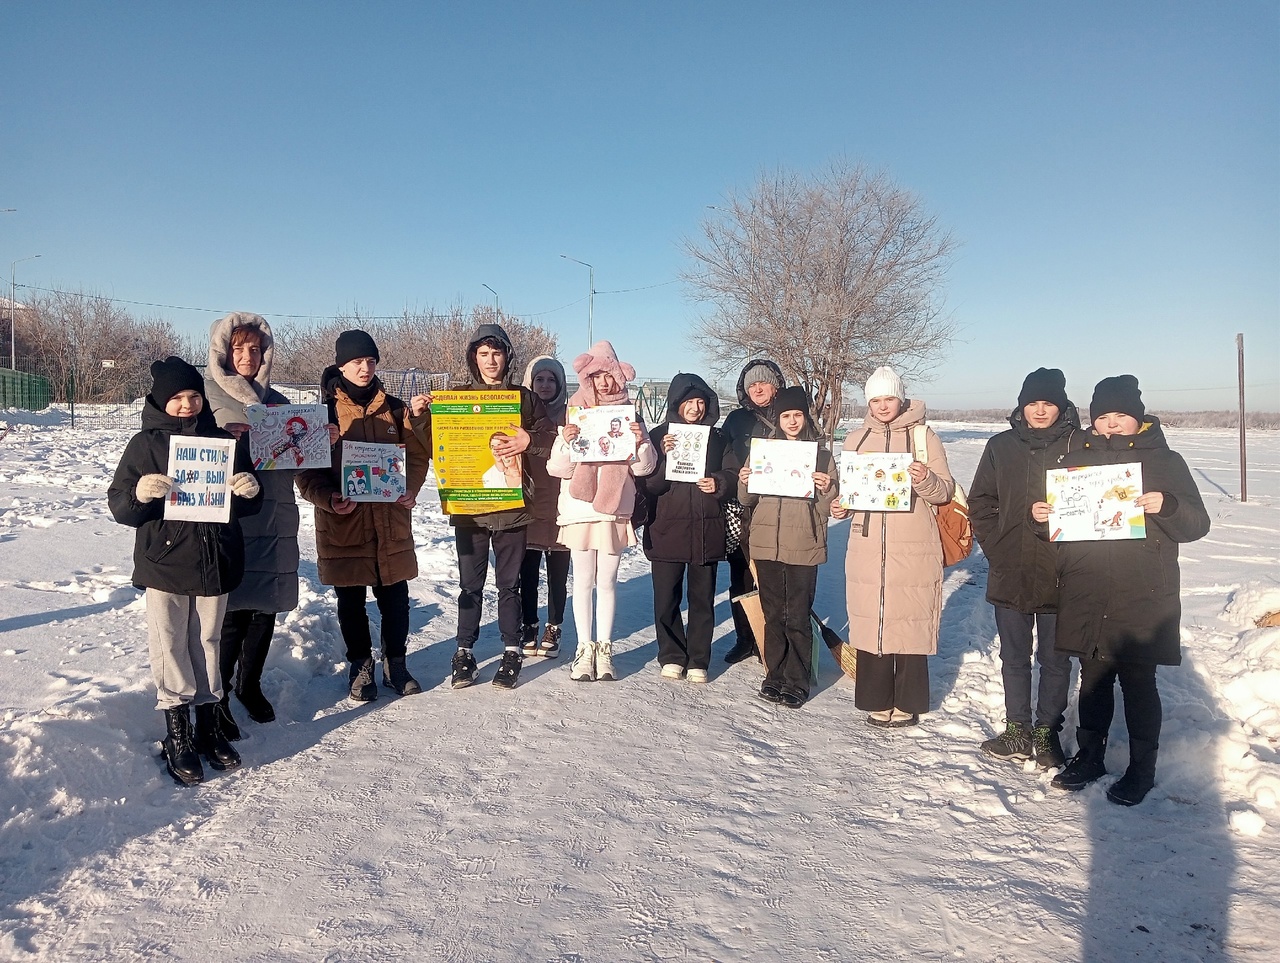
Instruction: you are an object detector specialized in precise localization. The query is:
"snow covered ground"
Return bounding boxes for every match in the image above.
[1,409,1277,962]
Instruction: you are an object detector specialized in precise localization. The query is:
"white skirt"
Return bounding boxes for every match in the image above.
[558,520,636,554]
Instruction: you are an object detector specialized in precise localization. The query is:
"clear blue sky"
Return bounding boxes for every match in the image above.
[5,1,1277,410]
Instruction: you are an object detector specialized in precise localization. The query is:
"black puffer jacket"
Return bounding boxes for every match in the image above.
[641,373,739,565]
[1050,418,1210,665]
[969,405,1082,613]
[720,359,786,466]
[108,397,262,596]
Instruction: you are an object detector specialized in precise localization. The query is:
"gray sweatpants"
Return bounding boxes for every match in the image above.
[145,588,228,710]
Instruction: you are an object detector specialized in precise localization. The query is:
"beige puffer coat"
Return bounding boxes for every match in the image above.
[738,448,839,567]
[840,400,955,655]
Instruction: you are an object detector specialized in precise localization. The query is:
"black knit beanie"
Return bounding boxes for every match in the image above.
[1090,374,1145,423]
[149,356,205,405]
[1017,367,1069,411]
[335,329,380,367]
[774,385,812,416]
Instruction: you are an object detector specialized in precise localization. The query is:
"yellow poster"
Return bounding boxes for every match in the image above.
[431,390,526,515]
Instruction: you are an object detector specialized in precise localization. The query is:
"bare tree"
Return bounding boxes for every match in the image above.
[684,162,956,439]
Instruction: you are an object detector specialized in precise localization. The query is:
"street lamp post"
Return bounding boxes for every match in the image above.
[560,255,594,347]
[482,283,500,318]
[10,254,41,370]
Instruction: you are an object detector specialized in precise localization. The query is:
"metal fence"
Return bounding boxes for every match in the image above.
[0,367,52,411]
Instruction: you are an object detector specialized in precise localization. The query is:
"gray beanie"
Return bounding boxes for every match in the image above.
[742,362,780,390]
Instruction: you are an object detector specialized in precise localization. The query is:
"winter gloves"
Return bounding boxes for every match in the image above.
[136,472,259,503]
[230,472,260,499]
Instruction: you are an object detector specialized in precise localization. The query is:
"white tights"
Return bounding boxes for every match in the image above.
[570,549,621,643]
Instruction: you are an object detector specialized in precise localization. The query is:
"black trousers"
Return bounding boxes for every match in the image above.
[652,559,719,671]
[334,580,410,664]
[520,548,571,626]
[754,559,816,696]
[456,526,526,648]
[854,650,930,714]
[727,546,757,644]
[218,609,276,694]
[1077,657,1162,744]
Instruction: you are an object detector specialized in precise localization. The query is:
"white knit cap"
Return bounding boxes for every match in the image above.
[863,366,905,402]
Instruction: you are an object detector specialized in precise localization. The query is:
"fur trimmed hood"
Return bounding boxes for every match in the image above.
[208,312,276,407]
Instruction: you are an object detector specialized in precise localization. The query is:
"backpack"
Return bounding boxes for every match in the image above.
[912,424,973,567]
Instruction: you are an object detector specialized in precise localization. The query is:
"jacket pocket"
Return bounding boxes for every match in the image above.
[143,523,181,564]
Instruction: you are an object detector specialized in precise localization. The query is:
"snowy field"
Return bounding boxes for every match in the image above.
[1,409,1277,962]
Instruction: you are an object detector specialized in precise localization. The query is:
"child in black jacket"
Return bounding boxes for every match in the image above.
[108,357,262,786]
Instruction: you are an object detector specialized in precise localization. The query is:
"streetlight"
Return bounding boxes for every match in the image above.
[560,254,594,347]
[10,254,40,370]
[481,283,500,318]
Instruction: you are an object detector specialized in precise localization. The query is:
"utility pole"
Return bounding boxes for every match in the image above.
[1237,333,1247,503]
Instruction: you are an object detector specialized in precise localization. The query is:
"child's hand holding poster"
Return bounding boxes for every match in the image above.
[838,452,912,511]
[342,441,407,503]
[566,405,637,463]
[665,423,710,482]
[1045,462,1146,541]
[245,403,330,470]
[165,436,234,523]
[747,438,817,498]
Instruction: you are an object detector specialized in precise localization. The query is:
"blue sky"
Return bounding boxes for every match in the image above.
[4,1,1277,410]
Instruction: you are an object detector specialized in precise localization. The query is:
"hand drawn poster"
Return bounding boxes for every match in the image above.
[1045,462,1146,541]
[566,405,637,463]
[838,453,912,511]
[430,390,526,515]
[245,403,330,470]
[165,436,234,523]
[665,423,710,482]
[747,438,817,498]
[341,441,407,503]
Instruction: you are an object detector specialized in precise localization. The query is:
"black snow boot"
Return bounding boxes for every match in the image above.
[235,624,276,722]
[214,695,243,742]
[195,703,243,771]
[161,705,204,787]
[1107,740,1159,807]
[383,657,423,696]
[724,636,759,664]
[1051,728,1108,792]
[348,657,377,702]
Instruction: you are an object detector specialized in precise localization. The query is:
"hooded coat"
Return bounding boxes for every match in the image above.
[1050,417,1210,665]
[841,399,956,655]
[521,354,569,550]
[108,397,262,597]
[641,373,739,565]
[203,312,301,613]
[720,359,786,466]
[295,368,431,587]
[969,403,1082,614]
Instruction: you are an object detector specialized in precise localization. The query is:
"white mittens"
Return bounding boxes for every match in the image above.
[230,472,260,499]
[136,473,173,503]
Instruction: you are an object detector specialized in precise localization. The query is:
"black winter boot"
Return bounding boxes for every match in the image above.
[161,705,204,787]
[195,703,243,771]
[214,695,242,742]
[724,636,759,664]
[234,615,276,722]
[1107,739,1158,806]
[383,657,422,696]
[1051,728,1108,792]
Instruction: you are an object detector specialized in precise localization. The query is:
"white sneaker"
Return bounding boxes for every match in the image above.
[686,668,708,684]
[595,640,615,681]
[660,664,684,680]
[569,641,596,682]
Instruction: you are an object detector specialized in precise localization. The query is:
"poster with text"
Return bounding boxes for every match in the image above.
[1045,462,1146,541]
[566,404,637,463]
[430,390,526,515]
[245,403,330,470]
[838,452,912,511]
[165,436,234,523]
[664,423,710,482]
[747,438,817,498]
[341,441,407,503]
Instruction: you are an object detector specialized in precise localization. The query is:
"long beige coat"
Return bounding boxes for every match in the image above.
[841,400,954,655]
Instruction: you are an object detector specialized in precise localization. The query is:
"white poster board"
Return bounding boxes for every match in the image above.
[341,441,407,503]
[665,423,710,482]
[165,436,234,523]
[838,452,912,511]
[747,438,817,498]
[566,405,637,463]
[1045,462,1146,542]
[245,403,331,470]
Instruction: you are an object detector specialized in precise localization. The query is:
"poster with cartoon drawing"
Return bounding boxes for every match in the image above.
[746,438,817,498]
[665,423,710,482]
[1045,462,1146,541]
[165,436,234,523]
[245,403,330,470]
[341,441,407,503]
[566,404,637,463]
[838,453,912,511]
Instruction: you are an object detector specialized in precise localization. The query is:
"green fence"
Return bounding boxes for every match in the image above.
[0,367,52,411]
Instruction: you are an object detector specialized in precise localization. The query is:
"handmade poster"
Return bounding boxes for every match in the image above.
[838,452,912,512]
[746,438,817,498]
[1045,462,1146,542]
[665,423,710,482]
[165,436,234,523]
[341,441,407,503]
[244,403,330,470]
[430,390,526,515]
[565,404,637,463]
